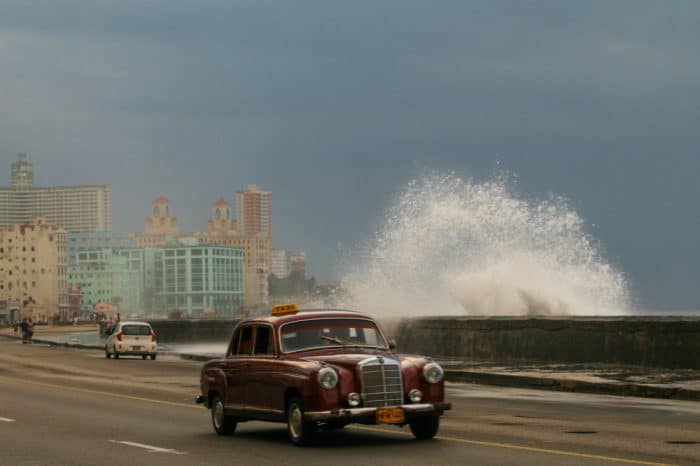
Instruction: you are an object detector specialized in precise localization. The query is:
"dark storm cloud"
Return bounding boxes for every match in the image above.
[1,1,699,308]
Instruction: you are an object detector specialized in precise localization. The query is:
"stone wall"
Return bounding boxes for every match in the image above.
[147,319,237,343]
[100,319,237,342]
[393,316,700,369]
[101,316,700,369]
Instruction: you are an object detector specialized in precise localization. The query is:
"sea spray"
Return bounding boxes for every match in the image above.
[341,172,628,317]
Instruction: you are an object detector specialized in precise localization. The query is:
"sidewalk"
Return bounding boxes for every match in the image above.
[440,360,700,401]
[2,328,699,401]
[0,325,102,348]
[0,323,99,335]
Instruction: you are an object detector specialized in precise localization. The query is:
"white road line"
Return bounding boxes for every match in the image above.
[108,440,186,455]
[0,417,16,422]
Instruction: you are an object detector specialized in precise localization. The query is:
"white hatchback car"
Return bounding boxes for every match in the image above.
[105,321,157,360]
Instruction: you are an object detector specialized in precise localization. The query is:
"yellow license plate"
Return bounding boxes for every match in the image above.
[376,407,404,424]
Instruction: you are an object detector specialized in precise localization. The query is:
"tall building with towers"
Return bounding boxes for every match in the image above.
[0,154,112,231]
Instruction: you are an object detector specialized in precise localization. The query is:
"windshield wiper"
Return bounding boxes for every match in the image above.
[320,335,346,345]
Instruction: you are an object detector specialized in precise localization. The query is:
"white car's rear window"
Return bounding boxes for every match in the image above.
[122,325,151,336]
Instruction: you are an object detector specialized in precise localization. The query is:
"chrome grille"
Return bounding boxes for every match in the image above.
[358,357,403,407]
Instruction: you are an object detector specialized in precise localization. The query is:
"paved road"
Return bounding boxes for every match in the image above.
[0,339,698,465]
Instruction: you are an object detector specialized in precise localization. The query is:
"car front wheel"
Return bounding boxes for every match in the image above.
[211,395,236,435]
[409,416,440,440]
[287,396,315,446]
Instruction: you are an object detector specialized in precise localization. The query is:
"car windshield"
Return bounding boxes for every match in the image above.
[280,318,387,352]
[121,325,151,336]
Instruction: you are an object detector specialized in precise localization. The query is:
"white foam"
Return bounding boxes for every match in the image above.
[340,172,629,317]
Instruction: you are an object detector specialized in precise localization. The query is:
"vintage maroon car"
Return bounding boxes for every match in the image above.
[196,304,451,445]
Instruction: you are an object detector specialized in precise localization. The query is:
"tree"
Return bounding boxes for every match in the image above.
[268,271,316,297]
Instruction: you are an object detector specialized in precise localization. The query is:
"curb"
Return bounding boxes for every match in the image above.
[179,353,215,362]
[0,333,104,350]
[445,369,700,402]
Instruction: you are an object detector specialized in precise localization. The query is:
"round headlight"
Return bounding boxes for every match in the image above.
[317,367,339,389]
[409,388,423,403]
[422,362,444,384]
[347,392,361,407]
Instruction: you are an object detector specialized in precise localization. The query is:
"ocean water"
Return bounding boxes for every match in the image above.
[341,172,629,317]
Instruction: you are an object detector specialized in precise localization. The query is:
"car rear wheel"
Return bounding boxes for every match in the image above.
[113,349,119,359]
[142,355,147,360]
[105,346,111,359]
[150,354,157,360]
[409,416,440,440]
[287,396,315,446]
[210,395,236,435]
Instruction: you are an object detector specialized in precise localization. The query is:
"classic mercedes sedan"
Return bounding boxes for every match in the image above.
[196,304,451,445]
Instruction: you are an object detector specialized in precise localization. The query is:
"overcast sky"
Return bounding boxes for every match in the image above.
[1,1,699,309]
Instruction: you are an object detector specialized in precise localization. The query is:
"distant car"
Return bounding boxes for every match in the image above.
[196,304,451,445]
[105,321,157,360]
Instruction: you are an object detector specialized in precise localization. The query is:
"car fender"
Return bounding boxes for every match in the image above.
[203,367,227,405]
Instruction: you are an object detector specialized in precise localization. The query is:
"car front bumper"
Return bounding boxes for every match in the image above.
[303,402,451,424]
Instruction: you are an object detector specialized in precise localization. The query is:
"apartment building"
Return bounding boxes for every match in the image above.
[0,154,112,231]
[0,217,67,320]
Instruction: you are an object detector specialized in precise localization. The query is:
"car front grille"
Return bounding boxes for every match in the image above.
[358,357,403,407]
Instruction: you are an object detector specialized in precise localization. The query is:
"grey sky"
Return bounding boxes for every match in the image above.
[1,1,699,309]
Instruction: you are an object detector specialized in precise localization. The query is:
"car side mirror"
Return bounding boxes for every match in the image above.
[388,339,398,351]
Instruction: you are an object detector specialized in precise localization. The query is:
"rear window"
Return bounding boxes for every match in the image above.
[121,325,151,336]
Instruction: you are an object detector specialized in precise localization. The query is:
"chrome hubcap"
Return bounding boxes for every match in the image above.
[289,405,303,438]
[213,401,224,429]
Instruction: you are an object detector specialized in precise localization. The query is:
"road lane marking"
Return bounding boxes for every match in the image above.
[109,440,186,455]
[0,374,675,466]
[353,426,674,466]
[0,417,16,422]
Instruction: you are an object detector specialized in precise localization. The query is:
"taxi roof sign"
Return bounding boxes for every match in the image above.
[272,303,299,317]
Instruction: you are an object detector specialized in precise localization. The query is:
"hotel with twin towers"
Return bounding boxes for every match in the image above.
[0,154,112,231]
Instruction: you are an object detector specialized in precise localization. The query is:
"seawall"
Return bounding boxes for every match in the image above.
[100,319,237,343]
[102,316,700,369]
[394,316,700,369]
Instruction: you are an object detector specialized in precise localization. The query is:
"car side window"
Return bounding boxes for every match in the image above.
[253,326,274,355]
[228,328,241,356]
[237,326,254,355]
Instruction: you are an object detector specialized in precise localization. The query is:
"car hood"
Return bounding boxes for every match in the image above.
[301,351,402,372]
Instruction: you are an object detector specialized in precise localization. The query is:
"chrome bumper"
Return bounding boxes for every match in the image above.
[304,402,451,423]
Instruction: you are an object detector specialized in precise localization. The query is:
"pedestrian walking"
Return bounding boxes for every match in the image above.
[20,317,29,344]
[26,317,35,344]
